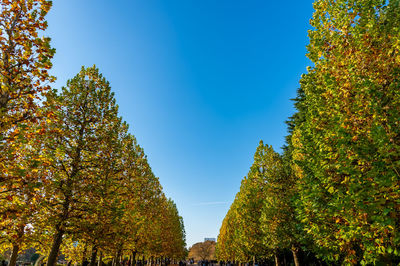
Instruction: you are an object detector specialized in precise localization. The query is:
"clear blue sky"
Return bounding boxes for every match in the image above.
[46,0,314,247]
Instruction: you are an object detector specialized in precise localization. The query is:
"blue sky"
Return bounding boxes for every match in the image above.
[46,0,314,247]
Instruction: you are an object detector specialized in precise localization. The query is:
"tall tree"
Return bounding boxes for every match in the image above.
[0,120,50,266]
[217,142,304,265]
[66,120,129,266]
[160,199,187,261]
[258,142,300,266]
[234,142,269,262]
[291,0,400,264]
[216,195,245,263]
[0,1,54,264]
[0,0,54,178]
[43,66,122,266]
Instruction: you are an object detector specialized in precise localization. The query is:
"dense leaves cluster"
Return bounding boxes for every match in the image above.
[0,1,186,266]
[216,143,302,265]
[217,0,400,265]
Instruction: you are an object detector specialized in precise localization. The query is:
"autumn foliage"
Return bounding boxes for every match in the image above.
[2,0,400,265]
[0,1,186,266]
[217,0,400,265]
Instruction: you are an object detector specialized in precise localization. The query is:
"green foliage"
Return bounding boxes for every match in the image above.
[216,142,301,264]
[290,0,400,264]
[218,1,400,265]
[216,199,243,262]
[259,143,300,254]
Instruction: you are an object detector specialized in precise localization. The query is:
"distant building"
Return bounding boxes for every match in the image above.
[204,237,216,242]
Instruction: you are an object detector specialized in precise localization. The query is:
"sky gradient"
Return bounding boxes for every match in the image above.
[46,0,315,247]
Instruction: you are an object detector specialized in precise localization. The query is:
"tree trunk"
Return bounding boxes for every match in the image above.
[9,224,25,266]
[291,248,300,266]
[132,251,137,266]
[8,243,20,266]
[90,246,98,266]
[47,228,65,266]
[98,252,103,266]
[274,251,280,266]
[81,243,88,266]
[116,249,122,266]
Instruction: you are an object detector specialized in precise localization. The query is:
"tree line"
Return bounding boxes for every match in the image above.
[0,1,186,266]
[216,0,400,265]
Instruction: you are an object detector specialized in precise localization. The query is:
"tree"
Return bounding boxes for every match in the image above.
[0,121,50,266]
[63,121,130,266]
[108,141,165,264]
[216,194,246,263]
[257,142,301,266]
[1,2,186,263]
[0,1,54,264]
[42,66,122,266]
[233,143,268,263]
[188,241,216,261]
[217,142,305,266]
[0,0,55,179]
[160,199,187,261]
[291,0,400,263]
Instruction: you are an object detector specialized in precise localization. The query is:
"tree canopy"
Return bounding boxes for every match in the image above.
[217,0,400,265]
[0,2,186,266]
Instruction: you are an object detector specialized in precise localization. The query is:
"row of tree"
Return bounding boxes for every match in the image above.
[215,143,302,265]
[216,0,400,265]
[0,1,186,266]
